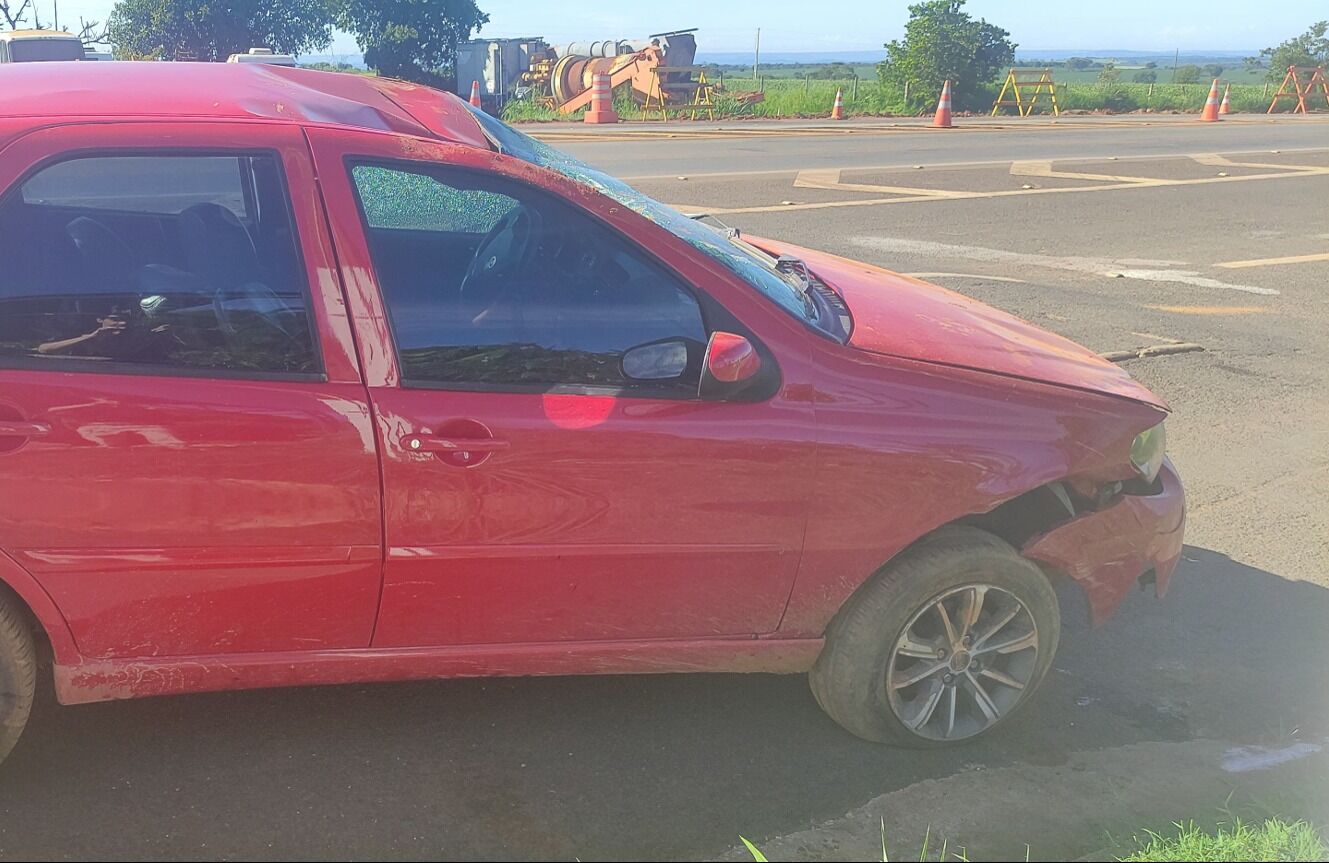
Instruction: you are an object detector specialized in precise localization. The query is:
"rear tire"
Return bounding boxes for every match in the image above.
[0,591,36,764]
[810,526,1059,747]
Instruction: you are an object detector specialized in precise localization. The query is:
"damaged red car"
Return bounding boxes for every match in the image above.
[0,63,1183,759]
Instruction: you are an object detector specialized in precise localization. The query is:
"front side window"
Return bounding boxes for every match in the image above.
[352,162,707,394]
[0,153,318,376]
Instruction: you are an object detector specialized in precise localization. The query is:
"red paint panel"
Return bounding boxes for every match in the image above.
[0,122,385,659]
[748,237,1167,409]
[779,343,1168,638]
[1023,459,1186,625]
[54,637,825,704]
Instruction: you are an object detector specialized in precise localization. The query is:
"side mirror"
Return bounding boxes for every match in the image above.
[699,331,764,399]
[621,339,689,381]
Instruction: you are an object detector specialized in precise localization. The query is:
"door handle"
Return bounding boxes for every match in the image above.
[0,421,50,438]
[403,435,509,454]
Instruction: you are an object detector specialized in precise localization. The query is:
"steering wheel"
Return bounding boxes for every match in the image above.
[213,282,295,339]
[459,204,543,303]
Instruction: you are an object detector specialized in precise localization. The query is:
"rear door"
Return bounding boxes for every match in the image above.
[0,122,383,659]
[309,127,815,647]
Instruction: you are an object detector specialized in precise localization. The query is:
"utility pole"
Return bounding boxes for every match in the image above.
[753,28,760,80]
[1171,48,1179,83]
[53,0,59,31]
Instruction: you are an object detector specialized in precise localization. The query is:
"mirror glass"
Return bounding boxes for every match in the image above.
[622,339,689,381]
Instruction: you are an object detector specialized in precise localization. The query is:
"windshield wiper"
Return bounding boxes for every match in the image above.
[774,255,819,321]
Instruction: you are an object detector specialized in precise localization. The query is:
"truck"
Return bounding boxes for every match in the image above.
[0,30,84,63]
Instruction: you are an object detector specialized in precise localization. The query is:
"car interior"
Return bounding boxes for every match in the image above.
[0,154,317,374]
[353,165,708,390]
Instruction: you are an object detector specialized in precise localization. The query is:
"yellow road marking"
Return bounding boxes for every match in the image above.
[792,168,973,198]
[1009,159,1158,183]
[1215,252,1329,269]
[1193,152,1326,171]
[669,164,1329,215]
[1145,304,1272,315]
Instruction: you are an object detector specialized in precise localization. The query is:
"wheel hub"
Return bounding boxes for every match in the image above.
[885,583,1040,741]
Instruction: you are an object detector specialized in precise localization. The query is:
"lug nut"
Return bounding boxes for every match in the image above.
[962,634,974,647]
[936,647,949,659]
[942,673,955,685]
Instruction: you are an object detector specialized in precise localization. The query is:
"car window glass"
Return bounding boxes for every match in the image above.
[0,153,318,377]
[22,156,248,216]
[354,165,514,233]
[351,163,707,394]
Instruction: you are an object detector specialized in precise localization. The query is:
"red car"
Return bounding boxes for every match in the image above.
[0,63,1183,759]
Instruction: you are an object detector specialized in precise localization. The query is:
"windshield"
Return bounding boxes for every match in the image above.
[8,39,84,62]
[463,104,817,325]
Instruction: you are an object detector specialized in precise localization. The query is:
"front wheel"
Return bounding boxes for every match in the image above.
[810,526,1060,747]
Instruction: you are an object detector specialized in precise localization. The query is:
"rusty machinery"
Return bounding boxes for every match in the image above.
[536,29,700,114]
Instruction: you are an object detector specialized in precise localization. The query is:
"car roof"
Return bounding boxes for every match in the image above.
[0,61,492,148]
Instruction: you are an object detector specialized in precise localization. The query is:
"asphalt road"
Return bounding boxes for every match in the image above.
[1,116,1327,861]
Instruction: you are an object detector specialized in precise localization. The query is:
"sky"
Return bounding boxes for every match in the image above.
[39,0,1323,56]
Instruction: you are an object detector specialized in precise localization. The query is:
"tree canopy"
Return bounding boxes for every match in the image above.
[1259,21,1329,82]
[877,0,1015,110]
[333,0,488,87]
[109,0,334,61]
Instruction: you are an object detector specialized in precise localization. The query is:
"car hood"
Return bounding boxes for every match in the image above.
[749,237,1168,409]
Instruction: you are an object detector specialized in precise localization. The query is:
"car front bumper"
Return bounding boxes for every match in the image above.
[1021,458,1185,625]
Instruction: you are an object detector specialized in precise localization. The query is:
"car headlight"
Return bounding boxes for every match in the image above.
[1130,423,1167,483]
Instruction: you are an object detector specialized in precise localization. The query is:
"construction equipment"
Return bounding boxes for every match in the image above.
[992,68,1060,117]
[459,30,702,115]
[1267,65,1329,114]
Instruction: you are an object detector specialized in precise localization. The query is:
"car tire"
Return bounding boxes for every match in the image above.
[810,526,1060,747]
[0,590,35,764]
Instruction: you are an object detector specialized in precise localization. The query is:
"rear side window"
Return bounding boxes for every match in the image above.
[0,153,319,377]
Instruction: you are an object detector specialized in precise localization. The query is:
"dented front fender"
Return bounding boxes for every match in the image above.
[1022,459,1185,626]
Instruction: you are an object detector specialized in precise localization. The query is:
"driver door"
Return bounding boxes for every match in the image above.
[308,127,814,647]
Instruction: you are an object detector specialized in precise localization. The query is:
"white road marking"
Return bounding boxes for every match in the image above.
[903,272,1028,283]
[847,236,1281,295]
[1215,252,1329,269]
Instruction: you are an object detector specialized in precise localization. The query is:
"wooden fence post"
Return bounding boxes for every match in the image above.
[904,80,910,102]
[852,77,859,101]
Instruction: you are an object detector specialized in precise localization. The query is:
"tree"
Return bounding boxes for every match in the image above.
[1132,69,1157,84]
[878,0,1016,110]
[333,0,488,88]
[2,0,109,47]
[1202,63,1225,78]
[1259,21,1329,82]
[1097,62,1120,84]
[1064,56,1094,70]
[108,0,334,61]
[1174,64,1202,84]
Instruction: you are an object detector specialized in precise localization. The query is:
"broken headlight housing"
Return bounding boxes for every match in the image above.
[1130,423,1167,483]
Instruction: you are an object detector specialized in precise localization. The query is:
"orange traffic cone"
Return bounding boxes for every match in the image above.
[469,80,482,108]
[1218,83,1232,115]
[831,88,846,120]
[932,80,953,128]
[1200,79,1221,121]
[583,72,620,124]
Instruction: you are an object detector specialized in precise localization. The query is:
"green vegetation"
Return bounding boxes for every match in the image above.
[878,0,1016,112]
[1121,819,1328,862]
[108,0,335,61]
[331,0,488,88]
[1258,21,1329,83]
[740,818,1326,862]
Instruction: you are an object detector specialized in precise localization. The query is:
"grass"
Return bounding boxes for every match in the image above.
[1120,819,1328,862]
[502,74,1320,123]
[739,817,1326,861]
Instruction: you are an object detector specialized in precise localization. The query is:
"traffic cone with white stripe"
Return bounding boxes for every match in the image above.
[831,88,846,120]
[584,72,620,124]
[469,80,482,108]
[1218,83,1232,115]
[1200,79,1221,121]
[932,79,953,128]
